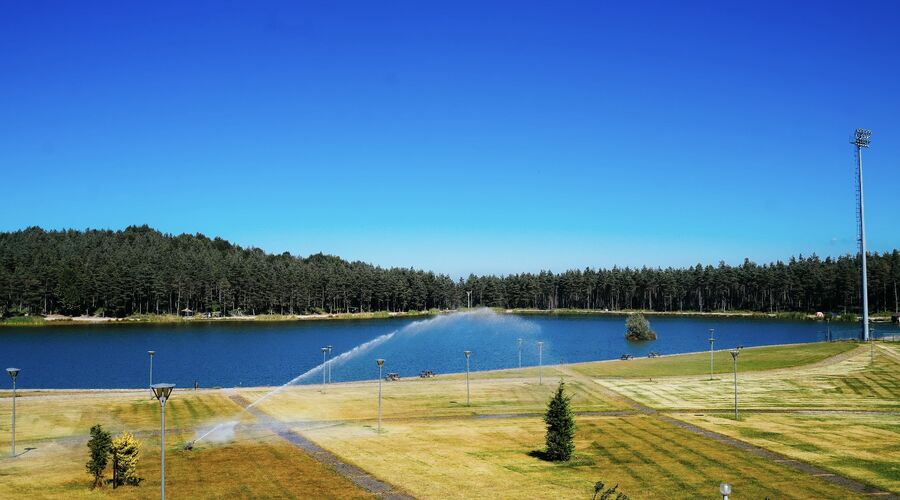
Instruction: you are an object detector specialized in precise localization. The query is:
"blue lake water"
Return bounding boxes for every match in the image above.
[0,310,894,389]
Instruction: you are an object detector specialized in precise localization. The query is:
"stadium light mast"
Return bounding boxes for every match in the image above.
[852,128,871,342]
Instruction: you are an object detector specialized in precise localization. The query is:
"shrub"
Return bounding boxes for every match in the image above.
[624,313,656,341]
[111,432,142,487]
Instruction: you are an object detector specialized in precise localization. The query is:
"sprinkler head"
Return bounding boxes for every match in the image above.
[182,441,194,451]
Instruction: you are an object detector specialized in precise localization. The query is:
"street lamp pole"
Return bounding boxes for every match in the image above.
[730,349,740,420]
[708,329,715,381]
[376,359,384,433]
[464,351,471,406]
[6,368,20,458]
[327,345,333,384]
[321,347,328,393]
[537,342,544,385]
[148,351,155,388]
[517,337,523,368]
[151,383,175,500]
[466,291,472,309]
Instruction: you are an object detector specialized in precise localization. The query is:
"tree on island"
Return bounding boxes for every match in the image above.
[86,424,112,488]
[544,381,576,461]
[625,313,656,341]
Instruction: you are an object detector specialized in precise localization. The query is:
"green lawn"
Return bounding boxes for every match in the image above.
[570,341,857,378]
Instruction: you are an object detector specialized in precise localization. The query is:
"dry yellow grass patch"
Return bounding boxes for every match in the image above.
[241,374,624,423]
[0,431,371,499]
[675,412,900,493]
[302,415,858,499]
[596,345,899,410]
[0,390,249,447]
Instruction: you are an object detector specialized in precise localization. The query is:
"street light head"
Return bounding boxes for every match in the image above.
[464,350,471,358]
[321,347,328,353]
[719,483,732,495]
[6,368,20,380]
[151,383,175,402]
[148,350,155,356]
[852,128,871,148]
[729,349,740,359]
[376,358,384,367]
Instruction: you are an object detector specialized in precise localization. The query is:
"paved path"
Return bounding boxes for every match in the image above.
[555,363,900,499]
[227,394,414,500]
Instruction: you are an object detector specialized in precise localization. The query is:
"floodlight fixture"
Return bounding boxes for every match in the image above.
[852,128,871,148]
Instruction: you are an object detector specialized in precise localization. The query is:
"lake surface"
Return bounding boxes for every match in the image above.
[1,310,894,389]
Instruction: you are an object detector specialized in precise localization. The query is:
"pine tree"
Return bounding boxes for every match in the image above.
[544,381,575,461]
[86,424,112,488]
[111,432,142,487]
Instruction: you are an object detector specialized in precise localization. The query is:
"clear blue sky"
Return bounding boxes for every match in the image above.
[1,1,898,278]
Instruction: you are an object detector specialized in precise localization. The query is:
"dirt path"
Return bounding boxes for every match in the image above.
[555,364,899,499]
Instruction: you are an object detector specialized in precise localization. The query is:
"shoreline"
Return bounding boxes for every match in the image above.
[1,307,893,327]
[0,340,864,393]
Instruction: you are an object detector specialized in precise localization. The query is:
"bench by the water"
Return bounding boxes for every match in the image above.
[419,370,436,378]
[385,372,401,381]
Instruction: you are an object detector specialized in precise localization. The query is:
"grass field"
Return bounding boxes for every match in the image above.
[570,341,857,378]
[596,344,899,410]
[0,391,370,498]
[240,373,622,423]
[302,414,856,499]
[0,341,895,498]
[676,412,900,493]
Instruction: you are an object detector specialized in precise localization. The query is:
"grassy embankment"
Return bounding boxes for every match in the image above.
[252,342,884,498]
[1,342,895,498]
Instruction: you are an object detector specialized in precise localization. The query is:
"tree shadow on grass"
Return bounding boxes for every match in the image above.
[527,449,554,462]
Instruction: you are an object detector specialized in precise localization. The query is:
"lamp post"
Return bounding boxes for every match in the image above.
[148,351,155,388]
[517,337,523,368]
[537,341,544,385]
[466,291,472,309]
[321,347,328,393]
[720,482,732,500]
[464,351,471,406]
[326,345,333,384]
[708,329,715,381]
[852,128,871,342]
[151,383,175,500]
[6,368,20,458]
[376,359,384,433]
[730,349,740,420]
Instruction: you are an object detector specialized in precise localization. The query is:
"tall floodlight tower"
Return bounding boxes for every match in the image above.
[852,128,871,341]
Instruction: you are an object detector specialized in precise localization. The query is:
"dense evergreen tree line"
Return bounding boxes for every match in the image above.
[0,226,898,318]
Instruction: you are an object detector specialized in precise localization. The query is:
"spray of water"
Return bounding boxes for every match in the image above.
[192,308,538,445]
